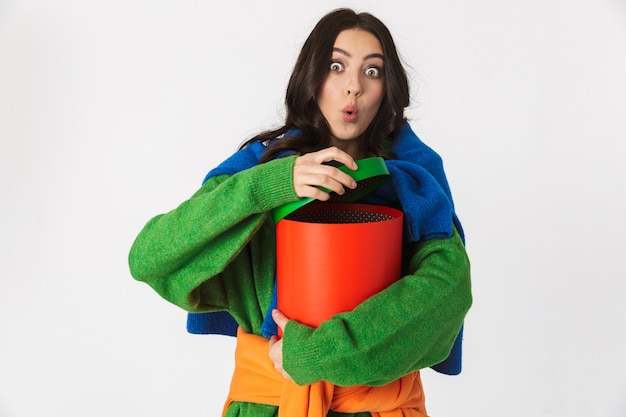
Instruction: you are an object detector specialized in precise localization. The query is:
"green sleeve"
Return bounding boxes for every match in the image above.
[282,226,472,387]
[128,156,299,311]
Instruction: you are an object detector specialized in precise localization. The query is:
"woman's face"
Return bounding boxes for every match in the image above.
[317,28,385,157]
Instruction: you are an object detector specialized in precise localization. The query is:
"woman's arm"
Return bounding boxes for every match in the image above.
[281,227,472,387]
[128,156,299,311]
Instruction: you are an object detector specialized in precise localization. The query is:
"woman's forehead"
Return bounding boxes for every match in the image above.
[332,28,383,56]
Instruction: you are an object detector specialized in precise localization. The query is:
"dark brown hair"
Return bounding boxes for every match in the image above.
[242,8,410,162]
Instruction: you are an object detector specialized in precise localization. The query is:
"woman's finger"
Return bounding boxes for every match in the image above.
[310,146,358,170]
[272,309,289,331]
[293,148,359,199]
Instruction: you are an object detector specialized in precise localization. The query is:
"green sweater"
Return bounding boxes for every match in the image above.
[128,156,472,416]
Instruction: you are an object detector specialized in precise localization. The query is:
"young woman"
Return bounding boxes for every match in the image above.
[129,8,471,417]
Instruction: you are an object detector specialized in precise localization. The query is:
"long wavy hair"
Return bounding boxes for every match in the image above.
[241,8,410,163]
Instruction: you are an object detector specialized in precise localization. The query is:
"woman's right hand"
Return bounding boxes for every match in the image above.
[293,147,358,200]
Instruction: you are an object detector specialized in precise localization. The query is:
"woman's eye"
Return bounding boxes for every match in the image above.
[365,66,381,78]
[330,62,344,72]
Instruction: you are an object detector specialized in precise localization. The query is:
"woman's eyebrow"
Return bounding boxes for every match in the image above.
[332,47,384,61]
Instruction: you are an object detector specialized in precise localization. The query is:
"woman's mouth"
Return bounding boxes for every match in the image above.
[342,105,358,122]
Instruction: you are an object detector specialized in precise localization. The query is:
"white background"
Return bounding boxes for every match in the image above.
[1,0,625,416]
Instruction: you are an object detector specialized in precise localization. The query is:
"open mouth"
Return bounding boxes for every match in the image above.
[342,106,357,122]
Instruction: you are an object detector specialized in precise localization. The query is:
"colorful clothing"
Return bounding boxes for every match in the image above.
[128,125,472,416]
[188,123,466,375]
[225,327,427,417]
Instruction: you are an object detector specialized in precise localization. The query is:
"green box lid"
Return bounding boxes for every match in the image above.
[272,156,390,223]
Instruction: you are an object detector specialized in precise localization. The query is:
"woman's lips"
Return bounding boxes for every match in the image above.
[342,105,357,122]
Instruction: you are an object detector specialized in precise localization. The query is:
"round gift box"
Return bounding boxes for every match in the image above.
[276,202,403,329]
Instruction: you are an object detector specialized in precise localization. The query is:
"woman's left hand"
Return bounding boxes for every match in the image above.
[268,309,294,382]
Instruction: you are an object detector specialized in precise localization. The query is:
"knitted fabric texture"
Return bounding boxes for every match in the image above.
[186,123,465,375]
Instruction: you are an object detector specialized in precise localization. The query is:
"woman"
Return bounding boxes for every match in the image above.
[129,8,471,417]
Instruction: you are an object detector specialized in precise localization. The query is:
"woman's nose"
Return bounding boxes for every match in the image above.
[346,71,362,97]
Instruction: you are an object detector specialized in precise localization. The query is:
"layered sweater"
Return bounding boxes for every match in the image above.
[128,127,472,417]
[188,123,466,375]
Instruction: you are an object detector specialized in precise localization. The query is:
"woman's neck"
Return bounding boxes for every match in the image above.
[329,137,364,160]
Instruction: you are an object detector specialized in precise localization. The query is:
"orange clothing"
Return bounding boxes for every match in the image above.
[223,327,428,417]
